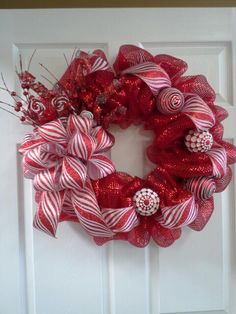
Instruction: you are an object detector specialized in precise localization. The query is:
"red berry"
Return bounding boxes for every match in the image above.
[16,101,22,107]
[21,83,29,89]
[14,107,21,112]
[20,116,26,122]
[11,91,16,96]
[23,91,28,96]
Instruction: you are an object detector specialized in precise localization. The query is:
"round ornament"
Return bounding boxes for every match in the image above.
[52,95,70,112]
[133,188,160,216]
[156,87,184,115]
[186,176,216,200]
[185,130,213,153]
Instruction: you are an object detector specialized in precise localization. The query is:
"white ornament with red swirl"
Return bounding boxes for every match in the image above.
[156,87,184,115]
[52,96,70,112]
[28,97,45,115]
[133,188,160,216]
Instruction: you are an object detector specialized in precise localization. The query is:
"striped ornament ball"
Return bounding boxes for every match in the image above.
[156,87,184,115]
[186,176,216,200]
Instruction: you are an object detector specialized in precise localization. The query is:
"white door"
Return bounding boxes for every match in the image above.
[0,8,236,314]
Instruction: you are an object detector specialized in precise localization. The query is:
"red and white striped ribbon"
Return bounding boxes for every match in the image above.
[38,119,67,144]
[102,206,139,233]
[90,55,111,73]
[182,94,215,131]
[91,126,114,153]
[72,180,114,237]
[157,196,198,229]
[67,114,93,136]
[121,62,171,95]
[33,190,65,237]
[87,154,115,180]
[68,132,96,161]
[206,145,227,178]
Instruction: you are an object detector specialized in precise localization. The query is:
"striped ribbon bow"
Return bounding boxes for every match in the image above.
[19,112,118,236]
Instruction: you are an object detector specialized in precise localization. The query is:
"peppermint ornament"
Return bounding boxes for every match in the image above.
[185,130,213,153]
[156,87,184,115]
[52,95,70,112]
[186,176,216,200]
[28,97,45,115]
[133,188,160,216]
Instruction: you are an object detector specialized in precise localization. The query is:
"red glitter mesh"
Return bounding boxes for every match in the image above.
[174,75,216,103]
[152,222,182,247]
[154,54,188,81]
[218,140,236,164]
[214,166,232,193]
[113,45,154,73]
[189,198,214,231]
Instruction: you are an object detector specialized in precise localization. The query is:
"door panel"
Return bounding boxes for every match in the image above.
[0,8,235,314]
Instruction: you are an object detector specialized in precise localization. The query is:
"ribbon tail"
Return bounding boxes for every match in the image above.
[156,196,198,229]
[102,206,139,233]
[71,179,114,237]
[33,190,65,237]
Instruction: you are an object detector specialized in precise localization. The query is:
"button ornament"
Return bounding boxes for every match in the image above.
[133,188,160,216]
[185,130,213,153]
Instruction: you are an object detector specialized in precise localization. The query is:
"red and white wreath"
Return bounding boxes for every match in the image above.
[1,45,236,247]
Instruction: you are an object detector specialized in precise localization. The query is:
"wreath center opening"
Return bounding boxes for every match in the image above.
[109,124,154,178]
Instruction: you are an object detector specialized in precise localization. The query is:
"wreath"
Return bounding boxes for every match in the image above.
[1,45,236,247]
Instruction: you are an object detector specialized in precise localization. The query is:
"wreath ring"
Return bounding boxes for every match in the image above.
[1,44,236,247]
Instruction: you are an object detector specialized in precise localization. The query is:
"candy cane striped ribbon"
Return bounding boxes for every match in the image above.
[90,56,111,73]
[206,145,227,178]
[157,196,198,229]
[72,180,114,237]
[33,190,65,237]
[122,62,171,95]
[102,206,139,233]
[182,94,215,131]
